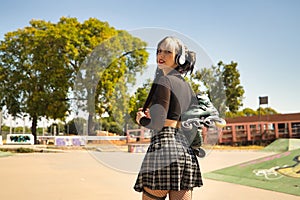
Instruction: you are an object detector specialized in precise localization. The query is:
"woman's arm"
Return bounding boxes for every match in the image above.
[138,77,171,130]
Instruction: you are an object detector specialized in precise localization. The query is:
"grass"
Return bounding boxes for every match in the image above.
[204,148,300,196]
[0,151,13,157]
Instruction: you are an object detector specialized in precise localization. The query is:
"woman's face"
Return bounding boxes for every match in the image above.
[156,42,177,70]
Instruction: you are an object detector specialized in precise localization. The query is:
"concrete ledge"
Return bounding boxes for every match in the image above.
[128,143,149,153]
[6,134,34,145]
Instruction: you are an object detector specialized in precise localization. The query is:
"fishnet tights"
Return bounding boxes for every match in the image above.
[143,187,192,200]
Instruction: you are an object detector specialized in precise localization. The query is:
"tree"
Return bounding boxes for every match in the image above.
[191,61,244,116]
[64,117,86,135]
[219,61,245,113]
[74,30,149,135]
[225,108,255,118]
[242,108,257,116]
[257,107,278,115]
[225,107,279,118]
[0,18,84,142]
[0,17,148,142]
[193,65,227,117]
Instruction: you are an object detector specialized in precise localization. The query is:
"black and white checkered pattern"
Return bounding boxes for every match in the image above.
[134,127,203,192]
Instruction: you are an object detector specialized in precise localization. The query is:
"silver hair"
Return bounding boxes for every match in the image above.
[157,36,185,54]
[156,36,196,75]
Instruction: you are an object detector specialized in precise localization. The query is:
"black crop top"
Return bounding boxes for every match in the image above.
[139,70,195,131]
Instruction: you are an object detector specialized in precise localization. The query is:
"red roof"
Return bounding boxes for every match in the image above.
[225,112,300,124]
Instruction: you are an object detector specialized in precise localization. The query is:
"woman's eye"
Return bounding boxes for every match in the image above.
[156,49,172,54]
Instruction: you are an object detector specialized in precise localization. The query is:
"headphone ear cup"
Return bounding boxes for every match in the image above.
[179,54,186,65]
[175,53,185,66]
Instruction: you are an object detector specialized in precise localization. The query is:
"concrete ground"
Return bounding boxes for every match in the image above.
[0,148,299,200]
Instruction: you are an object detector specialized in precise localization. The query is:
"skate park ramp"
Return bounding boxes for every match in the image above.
[204,148,300,196]
[262,138,300,152]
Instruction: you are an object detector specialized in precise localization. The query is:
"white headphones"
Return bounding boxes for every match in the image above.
[175,39,186,66]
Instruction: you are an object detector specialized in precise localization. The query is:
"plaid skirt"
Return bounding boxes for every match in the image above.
[134,127,203,192]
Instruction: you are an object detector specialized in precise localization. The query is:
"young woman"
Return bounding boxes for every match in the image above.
[134,36,203,200]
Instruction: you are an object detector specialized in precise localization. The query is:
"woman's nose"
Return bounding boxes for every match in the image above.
[159,53,165,58]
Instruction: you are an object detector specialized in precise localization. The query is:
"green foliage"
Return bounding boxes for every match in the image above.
[63,117,87,135]
[191,61,280,118]
[256,107,278,115]
[73,29,149,135]
[0,18,77,141]
[193,65,227,117]
[219,61,245,113]
[242,108,257,116]
[46,121,66,135]
[128,80,152,127]
[99,117,123,135]
[193,61,245,115]
[16,148,35,153]
[0,17,149,140]
[226,107,279,118]
[64,119,78,135]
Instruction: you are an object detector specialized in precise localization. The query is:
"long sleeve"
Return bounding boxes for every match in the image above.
[139,77,171,130]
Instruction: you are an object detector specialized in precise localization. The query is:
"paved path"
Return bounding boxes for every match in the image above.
[0,149,299,200]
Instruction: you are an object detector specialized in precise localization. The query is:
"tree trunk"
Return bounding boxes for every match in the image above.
[88,113,95,136]
[31,115,38,144]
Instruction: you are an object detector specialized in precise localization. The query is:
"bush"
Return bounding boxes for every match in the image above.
[16,148,35,153]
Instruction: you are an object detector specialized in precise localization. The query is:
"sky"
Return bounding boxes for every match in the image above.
[1,0,300,116]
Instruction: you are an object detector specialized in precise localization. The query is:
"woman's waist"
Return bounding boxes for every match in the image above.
[164,119,181,128]
[150,119,181,141]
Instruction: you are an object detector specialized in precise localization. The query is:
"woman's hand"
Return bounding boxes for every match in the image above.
[136,108,150,124]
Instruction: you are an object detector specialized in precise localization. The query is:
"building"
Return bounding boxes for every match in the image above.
[218,113,300,145]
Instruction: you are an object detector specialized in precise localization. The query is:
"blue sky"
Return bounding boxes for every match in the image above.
[1,0,300,114]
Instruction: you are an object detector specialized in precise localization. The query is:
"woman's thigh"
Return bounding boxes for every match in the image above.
[169,190,192,200]
[143,187,168,200]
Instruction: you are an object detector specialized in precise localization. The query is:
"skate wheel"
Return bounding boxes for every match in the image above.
[194,148,206,158]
